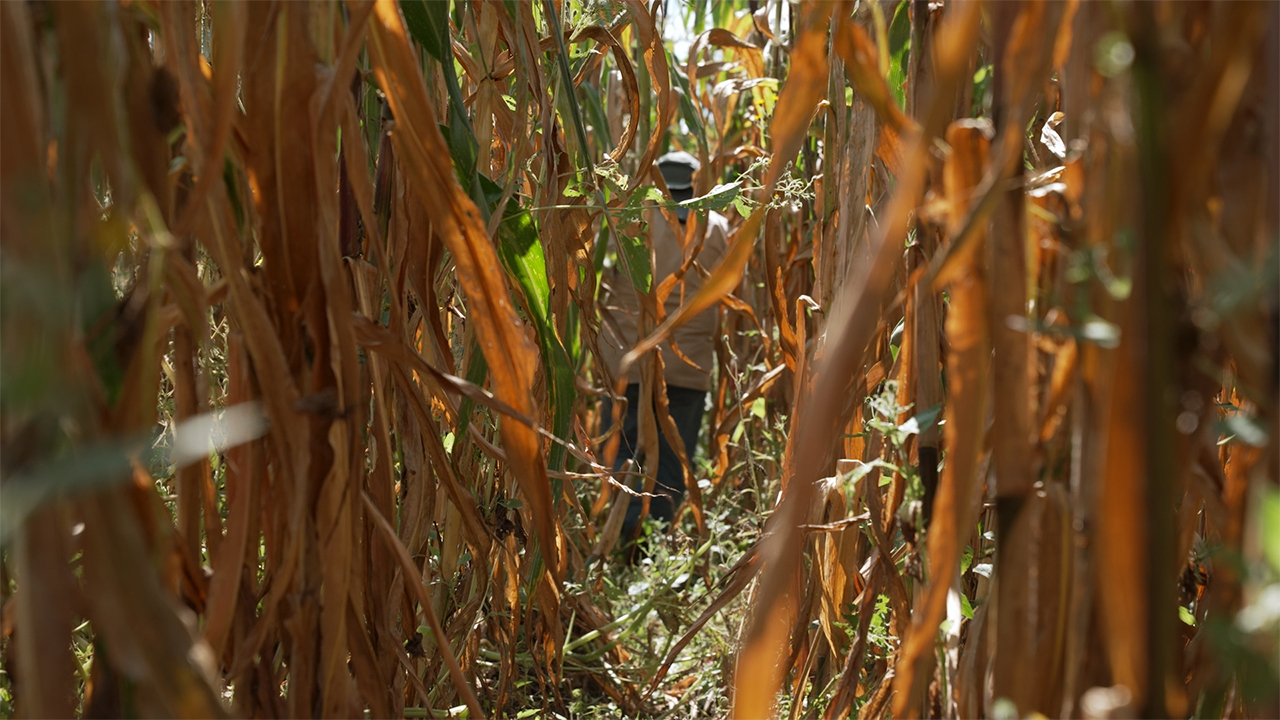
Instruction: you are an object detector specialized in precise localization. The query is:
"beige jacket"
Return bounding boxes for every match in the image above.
[599,208,730,391]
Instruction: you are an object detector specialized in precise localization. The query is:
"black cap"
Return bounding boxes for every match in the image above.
[657,151,700,191]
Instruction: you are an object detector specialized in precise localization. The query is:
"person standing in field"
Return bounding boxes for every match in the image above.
[599,151,730,548]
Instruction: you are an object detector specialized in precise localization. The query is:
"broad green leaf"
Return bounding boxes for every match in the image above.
[898,403,943,436]
[482,174,576,471]
[619,186,664,225]
[671,53,708,154]
[580,82,614,155]
[399,0,450,63]
[679,181,742,213]
[617,231,653,294]
[613,186,660,295]
[887,0,911,110]
[691,0,707,35]
[712,0,732,30]
[435,101,479,213]
[593,214,610,275]
[411,22,478,213]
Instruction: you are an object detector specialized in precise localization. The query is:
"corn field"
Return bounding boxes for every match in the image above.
[1,0,1277,718]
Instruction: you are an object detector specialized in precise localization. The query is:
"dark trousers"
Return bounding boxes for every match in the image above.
[600,383,707,540]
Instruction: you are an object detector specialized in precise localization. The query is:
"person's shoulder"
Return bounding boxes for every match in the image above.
[700,211,730,259]
[707,210,730,235]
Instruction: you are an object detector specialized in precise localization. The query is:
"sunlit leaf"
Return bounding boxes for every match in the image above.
[679,181,742,213]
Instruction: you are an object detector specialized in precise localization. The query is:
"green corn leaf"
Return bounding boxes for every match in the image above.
[887,0,911,111]
[616,231,653,294]
[399,0,450,63]
[679,181,743,214]
[481,174,576,472]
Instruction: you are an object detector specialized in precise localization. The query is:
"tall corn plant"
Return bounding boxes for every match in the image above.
[721,2,1280,719]
[1,1,1277,719]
